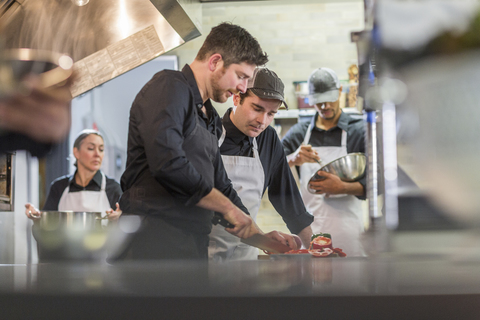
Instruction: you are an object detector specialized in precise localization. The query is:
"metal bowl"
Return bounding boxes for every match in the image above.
[308,153,366,194]
[32,211,144,262]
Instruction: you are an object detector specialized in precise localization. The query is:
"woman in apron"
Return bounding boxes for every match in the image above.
[25,129,122,221]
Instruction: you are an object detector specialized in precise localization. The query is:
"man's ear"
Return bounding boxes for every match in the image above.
[208,53,223,72]
[233,93,240,106]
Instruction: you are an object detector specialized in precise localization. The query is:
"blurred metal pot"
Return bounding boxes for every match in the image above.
[32,211,141,262]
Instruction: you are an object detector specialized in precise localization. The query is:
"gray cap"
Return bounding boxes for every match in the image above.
[307,67,340,106]
[247,67,288,109]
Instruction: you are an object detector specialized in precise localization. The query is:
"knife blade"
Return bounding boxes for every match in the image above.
[211,212,291,253]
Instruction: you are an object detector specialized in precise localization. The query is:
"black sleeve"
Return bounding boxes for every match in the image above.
[266,134,313,234]
[281,122,309,156]
[213,149,249,214]
[105,177,123,209]
[346,118,367,200]
[131,73,213,206]
[0,132,52,158]
[42,178,69,211]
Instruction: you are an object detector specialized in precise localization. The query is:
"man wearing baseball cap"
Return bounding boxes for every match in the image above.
[209,67,314,261]
[282,67,367,257]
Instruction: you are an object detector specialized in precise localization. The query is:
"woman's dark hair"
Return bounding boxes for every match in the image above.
[73,129,103,167]
[196,22,268,68]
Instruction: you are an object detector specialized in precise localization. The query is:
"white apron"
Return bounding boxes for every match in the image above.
[300,124,365,257]
[58,171,111,213]
[209,126,265,261]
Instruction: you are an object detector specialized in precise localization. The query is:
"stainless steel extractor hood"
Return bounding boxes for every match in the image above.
[0,0,202,97]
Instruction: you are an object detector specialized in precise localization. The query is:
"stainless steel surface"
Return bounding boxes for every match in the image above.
[3,242,480,318]
[308,153,366,194]
[240,233,291,253]
[0,0,201,97]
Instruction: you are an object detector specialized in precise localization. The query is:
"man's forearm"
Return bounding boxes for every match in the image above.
[196,188,237,214]
[343,181,365,196]
[297,226,313,248]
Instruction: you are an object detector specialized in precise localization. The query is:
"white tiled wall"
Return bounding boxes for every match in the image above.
[169,0,365,234]
[169,0,365,117]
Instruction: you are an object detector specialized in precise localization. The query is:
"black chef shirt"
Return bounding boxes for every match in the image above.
[282,111,366,200]
[218,108,313,234]
[120,65,247,232]
[43,170,122,210]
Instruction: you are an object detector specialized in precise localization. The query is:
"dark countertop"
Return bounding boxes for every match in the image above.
[2,253,480,319]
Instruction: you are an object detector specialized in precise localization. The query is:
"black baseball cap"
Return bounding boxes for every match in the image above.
[247,67,289,109]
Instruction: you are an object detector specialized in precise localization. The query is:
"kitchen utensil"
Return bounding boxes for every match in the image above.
[212,212,292,253]
[308,153,366,194]
[0,48,74,98]
[33,211,138,261]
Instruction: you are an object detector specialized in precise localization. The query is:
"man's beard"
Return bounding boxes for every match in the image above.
[211,68,228,103]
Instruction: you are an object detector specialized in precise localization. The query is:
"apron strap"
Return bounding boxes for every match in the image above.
[303,123,313,145]
[218,125,226,147]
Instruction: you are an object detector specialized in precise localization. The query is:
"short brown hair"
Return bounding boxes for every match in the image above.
[196,22,268,68]
[238,89,254,105]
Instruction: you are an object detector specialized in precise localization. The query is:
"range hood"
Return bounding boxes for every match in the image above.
[0,0,202,97]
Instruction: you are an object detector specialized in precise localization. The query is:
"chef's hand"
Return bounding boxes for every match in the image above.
[25,203,42,220]
[224,207,260,239]
[309,171,365,197]
[264,231,301,250]
[105,202,122,221]
[287,144,320,167]
[308,171,345,196]
[0,73,74,143]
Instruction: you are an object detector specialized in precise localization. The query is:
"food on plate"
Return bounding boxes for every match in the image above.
[284,249,310,254]
[311,235,333,250]
[308,248,333,257]
[274,232,346,258]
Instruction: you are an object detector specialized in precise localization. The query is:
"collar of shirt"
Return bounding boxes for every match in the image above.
[181,64,217,133]
[220,108,253,155]
[310,110,350,132]
[68,170,102,191]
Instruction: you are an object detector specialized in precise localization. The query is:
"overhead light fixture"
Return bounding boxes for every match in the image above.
[72,0,89,6]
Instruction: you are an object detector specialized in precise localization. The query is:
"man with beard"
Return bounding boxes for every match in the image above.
[209,67,313,261]
[118,23,299,260]
[282,67,367,257]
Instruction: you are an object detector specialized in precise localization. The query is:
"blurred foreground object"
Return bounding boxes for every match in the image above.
[0,48,74,155]
[32,211,141,261]
[377,1,480,224]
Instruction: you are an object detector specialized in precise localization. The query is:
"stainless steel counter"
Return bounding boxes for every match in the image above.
[2,253,480,319]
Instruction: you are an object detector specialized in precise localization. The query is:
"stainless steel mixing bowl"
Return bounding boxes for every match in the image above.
[308,153,366,194]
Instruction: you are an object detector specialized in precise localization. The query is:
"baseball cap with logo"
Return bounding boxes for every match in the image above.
[247,67,288,109]
[307,67,340,106]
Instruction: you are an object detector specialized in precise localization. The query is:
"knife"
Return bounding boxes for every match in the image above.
[211,213,291,253]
